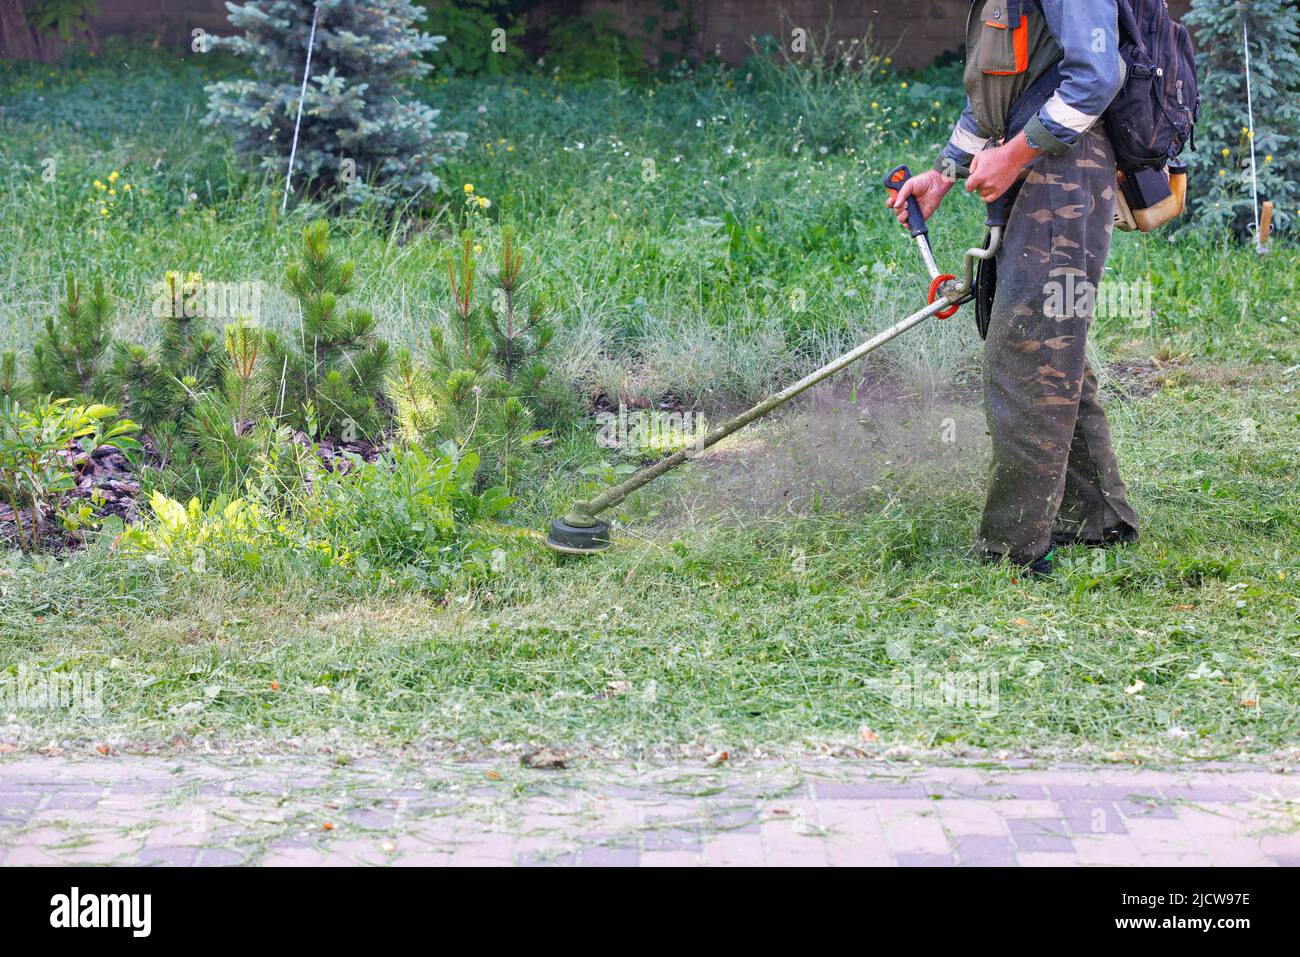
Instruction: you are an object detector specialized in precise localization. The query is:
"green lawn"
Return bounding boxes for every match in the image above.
[0,44,1296,761]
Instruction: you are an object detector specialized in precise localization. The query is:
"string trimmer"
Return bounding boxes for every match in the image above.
[545,167,1011,554]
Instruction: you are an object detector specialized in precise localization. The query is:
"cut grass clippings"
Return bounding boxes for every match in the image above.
[0,41,1296,765]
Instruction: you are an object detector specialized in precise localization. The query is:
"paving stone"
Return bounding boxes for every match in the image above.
[879,805,950,856]
[140,846,198,866]
[1015,853,1080,867]
[1072,835,1148,866]
[42,791,102,810]
[580,845,640,866]
[895,852,955,866]
[196,848,246,866]
[643,827,702,852]
[1007,818,1073,853]
[1161,784,1251,803]
[761,820,830,866]
[826,835,893,867]
[518,849,579,866]
[639,851,700,867]
[814,780,927,800]
[703,833,765,866]
[1059,800,1127,836]
[2,756,1295,867]
[1116,798,1178,820]
[937,800,1011,837]
[954,834,1017,865]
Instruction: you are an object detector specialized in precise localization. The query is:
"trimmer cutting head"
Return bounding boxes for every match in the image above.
[546,518,613,555]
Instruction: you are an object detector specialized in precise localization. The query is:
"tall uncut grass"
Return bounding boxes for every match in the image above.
[3,38,1293,416]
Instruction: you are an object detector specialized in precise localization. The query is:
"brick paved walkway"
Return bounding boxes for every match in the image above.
[1,756,1297,866]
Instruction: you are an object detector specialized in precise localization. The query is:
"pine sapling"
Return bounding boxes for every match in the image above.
[387,348,442,445]
[158,271,223,395]
[0,351,20,402]
[224,319,262,428]
[261,221,391,437]
[431,233,491,374]
[30,273,114,401]
[483,227,553,388]
[107,343,170,433]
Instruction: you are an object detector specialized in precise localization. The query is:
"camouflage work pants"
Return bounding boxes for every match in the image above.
[979,128,1139,564]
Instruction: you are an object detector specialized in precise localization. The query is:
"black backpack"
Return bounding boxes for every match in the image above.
[1104,0,1199,171]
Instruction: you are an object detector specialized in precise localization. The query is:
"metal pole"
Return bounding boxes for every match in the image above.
[283,2,323,215]
[563,296,954,527]
[1243,21,1262,253]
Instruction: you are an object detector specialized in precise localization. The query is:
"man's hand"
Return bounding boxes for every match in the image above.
[966,132,1040,202]
[888,168,954,228]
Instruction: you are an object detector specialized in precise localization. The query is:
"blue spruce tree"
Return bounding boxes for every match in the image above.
[204,0,465,208]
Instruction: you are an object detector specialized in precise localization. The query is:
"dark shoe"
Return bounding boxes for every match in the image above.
[1050,524,1139,549]
[1023,549,1055,577]
[980,547,1054,578]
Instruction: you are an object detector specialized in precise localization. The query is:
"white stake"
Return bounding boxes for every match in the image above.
[1243,21,1262,253]
[283,1,323,215]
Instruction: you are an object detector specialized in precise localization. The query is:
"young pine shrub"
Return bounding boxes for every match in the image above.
[262,221,391,438]
[430,233,491,375]
[30,273,114,402]
[158,272,223,396]
[391,231,553,487]
[108,344,172,434]
[0,352,22,402]
[388,348,442,445]
[224,319,262,427]
[107,272,224,435]
[483,227,553,394]
[181,319,270,494]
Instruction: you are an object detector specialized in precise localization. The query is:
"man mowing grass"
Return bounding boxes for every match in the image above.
[890,0,1140,576]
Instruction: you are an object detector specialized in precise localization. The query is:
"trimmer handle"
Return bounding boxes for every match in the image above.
[984,187,1015,229]
[884,164,928,239]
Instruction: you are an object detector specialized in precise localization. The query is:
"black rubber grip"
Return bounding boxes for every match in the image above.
[884,164,928,239]
[984,182,1021,229]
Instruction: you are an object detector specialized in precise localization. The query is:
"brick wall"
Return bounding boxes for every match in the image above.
[584,0,1193,70]
[87,0,229,43]
[4,0,1196,67]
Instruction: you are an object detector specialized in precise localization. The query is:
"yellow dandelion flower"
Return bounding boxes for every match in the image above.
[1265,154,1273,163]
[871,101,878,109]
[108,171,119,183]
[1221,147,1230,156]
[108,189,116,196]
[1218,169,1226,177]
[900,82,908,89]
[93,180,106,191]
[463,183,474,194]
[123,183,132,191]
[911,121,919,128]
[473,244,483,254]
[884,57,892,65]
[100,207,109,216]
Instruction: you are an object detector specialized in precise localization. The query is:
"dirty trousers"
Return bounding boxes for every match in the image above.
[979,127,1140,563]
